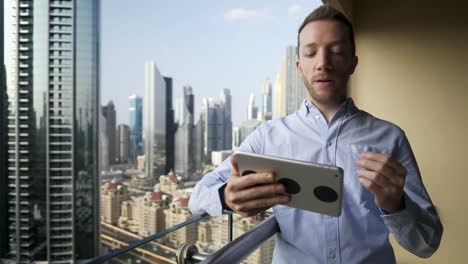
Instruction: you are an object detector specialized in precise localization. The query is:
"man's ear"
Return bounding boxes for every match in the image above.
[349,55,358,75]
[296,59,303,77]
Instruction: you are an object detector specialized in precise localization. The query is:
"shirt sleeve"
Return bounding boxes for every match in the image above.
[188,122,266,216]
[381,131,443,258]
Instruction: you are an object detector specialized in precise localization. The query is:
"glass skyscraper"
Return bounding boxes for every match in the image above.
[144,61,167,178]
[3,0,100,262]
[175,85,194,178]
[129,94,143,160]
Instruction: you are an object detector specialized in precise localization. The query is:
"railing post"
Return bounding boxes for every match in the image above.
[228,213,233,242]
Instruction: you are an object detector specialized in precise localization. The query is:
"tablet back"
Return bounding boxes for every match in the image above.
[236,151,344,217]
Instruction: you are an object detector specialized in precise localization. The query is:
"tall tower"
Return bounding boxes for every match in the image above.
[164,76,175,175]
[116,124,130,163]
[247,93,258,120]
[175,86,194,178]
[102,101,117,164]
[262,78,273,120]
[3,0,100,262]
[220,88,232,150]
[129,94,143,161]
[144,61,167,178]
[0,0,9,257]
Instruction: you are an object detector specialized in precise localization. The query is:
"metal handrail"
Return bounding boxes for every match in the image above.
[81,212,211,264]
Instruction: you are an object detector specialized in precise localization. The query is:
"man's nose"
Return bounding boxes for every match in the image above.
[316,50,332,71]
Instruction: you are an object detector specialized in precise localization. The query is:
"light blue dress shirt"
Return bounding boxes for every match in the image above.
[189,98,443,264]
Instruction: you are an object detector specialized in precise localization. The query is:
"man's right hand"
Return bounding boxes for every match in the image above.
[224,155,291,217]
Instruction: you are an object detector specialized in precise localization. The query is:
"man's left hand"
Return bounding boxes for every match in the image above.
[355,151,407,213]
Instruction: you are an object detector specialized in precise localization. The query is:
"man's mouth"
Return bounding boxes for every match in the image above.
[315,78,334,84]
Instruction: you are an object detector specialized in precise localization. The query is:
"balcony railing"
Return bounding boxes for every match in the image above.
[80,210,279,264]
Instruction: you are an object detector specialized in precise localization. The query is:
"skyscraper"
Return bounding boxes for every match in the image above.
[0,0,8,257]
[164,77,175,175]
[3,0,100,262]
[247,93,258,120]
[221,88,232,150]
[129,94,143,161]
[194,115,205,172]
[175,86,194,178]
[102,101,117,164]
[274,46,306,118]
[99,110,110,172]
[116,124,130,163]
[144,61,167,178]
[202,96,230,163]
[262,78,273,120]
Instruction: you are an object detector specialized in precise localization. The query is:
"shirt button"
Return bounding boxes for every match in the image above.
[314,115,320,119]
[329,251,336,259]
[327,141,332,147]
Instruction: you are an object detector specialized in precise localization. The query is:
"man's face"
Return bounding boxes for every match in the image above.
[296,20,358,106]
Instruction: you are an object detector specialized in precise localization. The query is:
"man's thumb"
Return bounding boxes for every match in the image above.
[230,155,240,176]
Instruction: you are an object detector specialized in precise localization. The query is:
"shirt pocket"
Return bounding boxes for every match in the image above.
[345,144,391,211]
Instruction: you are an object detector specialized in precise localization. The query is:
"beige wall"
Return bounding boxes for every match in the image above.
[328,0,468,263]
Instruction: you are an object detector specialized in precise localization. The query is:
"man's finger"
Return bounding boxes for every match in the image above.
[356,158,399,185]
[230,172,276,191]
[356,170,390,190]
[230,155,240,177]
[360,151,406,175]
[359,177,383,196]
[229,183,286,203]
[234,195,290,212]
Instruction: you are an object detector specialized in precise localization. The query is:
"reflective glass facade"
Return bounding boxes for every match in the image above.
[3,0,100,263]
[129,94,142,160]
[144,62,166,179]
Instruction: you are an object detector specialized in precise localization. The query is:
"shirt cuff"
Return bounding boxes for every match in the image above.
[218,183,233,212]
[381,192,418,233]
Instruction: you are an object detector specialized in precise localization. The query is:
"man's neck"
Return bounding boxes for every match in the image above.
[308,96,346,124]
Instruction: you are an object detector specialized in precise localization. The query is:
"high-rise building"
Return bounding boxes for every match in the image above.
[232,126,241,149]
[202,98,225,163]
[102,101,117,164]
[220,88,232,150]
[0,0,9,257]
[164,77,175,175]
[3,0,100,262]
[193,115,205,173]
[144,61,167,179]
[129,94,143,161]
[274,46,306,118]
[164,197,197,247]
[247,93,258,120]
[262,78,273,120]
[116,124,130,163]
[99,110,110,171]
[175,86,194,178]
[101,181,129,225]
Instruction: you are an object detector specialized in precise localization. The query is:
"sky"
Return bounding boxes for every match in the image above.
[101,0,323,126]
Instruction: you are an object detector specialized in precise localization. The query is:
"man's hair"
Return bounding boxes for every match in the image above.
[297,5,355,57]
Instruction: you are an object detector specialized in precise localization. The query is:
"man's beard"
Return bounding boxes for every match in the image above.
[303,78,348,105]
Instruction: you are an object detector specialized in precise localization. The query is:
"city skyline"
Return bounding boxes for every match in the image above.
[101,0,322,126]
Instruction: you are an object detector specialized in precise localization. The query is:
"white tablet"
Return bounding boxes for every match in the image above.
[235,150,344,217]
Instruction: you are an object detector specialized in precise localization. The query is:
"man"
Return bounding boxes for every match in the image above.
[189,5,442,263]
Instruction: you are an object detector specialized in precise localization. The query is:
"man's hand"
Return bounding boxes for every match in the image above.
[355,151,407,213]
[224,155,291,217]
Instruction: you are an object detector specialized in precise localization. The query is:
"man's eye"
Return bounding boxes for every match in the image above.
[304,51,316,57]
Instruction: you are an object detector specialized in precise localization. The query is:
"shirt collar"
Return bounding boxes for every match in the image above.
[302,97,359,121]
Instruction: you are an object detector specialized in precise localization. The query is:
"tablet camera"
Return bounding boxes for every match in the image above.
[313,186,338,203]
[277,178,301,195]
